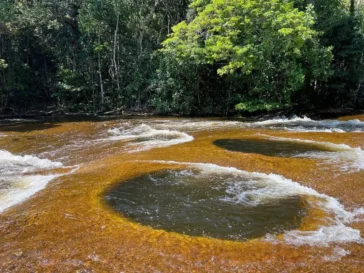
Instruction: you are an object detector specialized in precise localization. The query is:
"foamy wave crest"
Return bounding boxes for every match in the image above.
[153,120,242,132]
[249,115,364,132]
[0,150,64,213]
[252,115,313,125]
[323,247,351,262]
[104,124,193,151]
[137,116,364,133]
[262,135,364,172]
[146,160,364,246]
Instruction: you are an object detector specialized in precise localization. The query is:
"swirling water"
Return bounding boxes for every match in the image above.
[0,116,363,251]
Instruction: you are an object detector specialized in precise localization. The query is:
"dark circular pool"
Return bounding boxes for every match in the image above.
[213,139,334,157]
[105,168,307,241]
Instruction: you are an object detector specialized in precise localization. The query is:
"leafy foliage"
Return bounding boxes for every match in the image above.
[0,0,363,114]
[160,0,332,112]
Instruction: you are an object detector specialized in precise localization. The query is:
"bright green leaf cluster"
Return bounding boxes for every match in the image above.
[0,59,8,70]
[162,0,318,76]
[160,0,333,111]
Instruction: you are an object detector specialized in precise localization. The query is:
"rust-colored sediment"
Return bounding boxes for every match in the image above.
[0,116,363,272]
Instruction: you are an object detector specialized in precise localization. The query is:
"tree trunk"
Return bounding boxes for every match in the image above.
[98,31,104,106]
[350,0,355,17]
[113,13,120,93]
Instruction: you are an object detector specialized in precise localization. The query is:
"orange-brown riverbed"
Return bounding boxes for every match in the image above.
[0,116,363,272]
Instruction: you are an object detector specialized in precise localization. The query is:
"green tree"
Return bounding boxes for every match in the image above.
[1,0,363,115]
[161,0,332,112]
[295,0,364,108]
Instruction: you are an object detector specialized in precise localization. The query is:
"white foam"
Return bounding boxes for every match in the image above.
[323,247,351,262]
[143,160,364,246]
[249,115,364,132]
[0,150,63,175]
[252,115,313,126]
[0,150,65,213]
[153,120,242,132]
[135,116,364,133]
[0,174,60,213]
[284,226,361,246]
[103,124,194,151]
[273,127,346,133]
[260,135,364,172]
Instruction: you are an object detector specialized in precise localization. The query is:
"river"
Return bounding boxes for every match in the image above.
[0,115,363,272]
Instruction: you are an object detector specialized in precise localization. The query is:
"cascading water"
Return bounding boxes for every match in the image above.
[0,150,64,213]
[245,115,364,132]
[148,116,364,132]
[0,116,363,272]
[103,123,194,151]
[106,161,364,245]
[214,136,364,173]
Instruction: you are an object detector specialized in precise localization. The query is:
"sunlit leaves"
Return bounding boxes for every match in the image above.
[0,59,8,70]
[162,0,320,76]
[161,0,332,111]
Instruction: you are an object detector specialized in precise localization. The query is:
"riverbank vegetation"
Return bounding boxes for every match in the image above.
[0,0,364,115]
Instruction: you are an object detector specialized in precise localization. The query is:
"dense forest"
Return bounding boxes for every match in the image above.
[0,0,364,116]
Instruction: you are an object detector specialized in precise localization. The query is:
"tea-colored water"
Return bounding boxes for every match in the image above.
[0,116,363,272]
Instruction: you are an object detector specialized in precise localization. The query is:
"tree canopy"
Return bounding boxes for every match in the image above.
[161,0,332,111]
[0,0,363,115]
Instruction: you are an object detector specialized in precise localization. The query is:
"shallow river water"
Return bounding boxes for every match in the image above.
[0,115,363,272]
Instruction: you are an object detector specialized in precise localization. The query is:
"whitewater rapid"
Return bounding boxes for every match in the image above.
[256,135,364,173]
[1,116,363,239]
[93,116,364,155]
[146,161,364,246]
[149,115,364,132]
[103,123,194,151]
[0,150,65,213]
[247,115,364,132]
[100,118,364,172]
